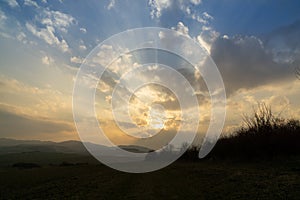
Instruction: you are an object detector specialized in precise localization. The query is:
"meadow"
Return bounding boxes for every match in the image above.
[0,155,300,199]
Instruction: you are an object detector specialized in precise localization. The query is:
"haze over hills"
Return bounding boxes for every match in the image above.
[0,138,154,155]
[0,138,90,155]
[0,138,157,167]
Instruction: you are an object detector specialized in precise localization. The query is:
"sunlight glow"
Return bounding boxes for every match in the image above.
[148,104,166,130]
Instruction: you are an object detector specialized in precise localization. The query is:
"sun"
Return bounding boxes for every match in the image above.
[148,104,166,130]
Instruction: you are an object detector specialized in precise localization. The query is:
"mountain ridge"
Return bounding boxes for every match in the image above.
[0,138,153,154]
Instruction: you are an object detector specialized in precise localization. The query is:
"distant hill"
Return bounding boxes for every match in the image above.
[0,138,94,155]
[0,138,55,147]
[0,138,157,166]
[118,145,154,153]
[0,138,155,156]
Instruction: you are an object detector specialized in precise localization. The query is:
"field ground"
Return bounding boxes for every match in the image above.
[1,153,300,200]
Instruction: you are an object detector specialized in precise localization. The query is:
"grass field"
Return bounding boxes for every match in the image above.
[1,154,300,200]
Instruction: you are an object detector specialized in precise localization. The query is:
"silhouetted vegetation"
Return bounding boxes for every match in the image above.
[182,103,300,160]
[12,162,41,169]
[213,103,300,159]
[180,145,200,161]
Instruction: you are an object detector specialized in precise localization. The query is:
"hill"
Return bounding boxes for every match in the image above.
[0,138,90,155]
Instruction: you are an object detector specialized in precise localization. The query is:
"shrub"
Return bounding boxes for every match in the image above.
[181,103,300,161]
[210,103,300,159]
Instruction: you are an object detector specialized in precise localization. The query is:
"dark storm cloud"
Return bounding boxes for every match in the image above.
[264,20,300,65]
[210,35,295,96]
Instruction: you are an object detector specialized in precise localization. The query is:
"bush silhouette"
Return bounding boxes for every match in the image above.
[180,145,200,161]
[182,103,300,161]
[211,103,300,159]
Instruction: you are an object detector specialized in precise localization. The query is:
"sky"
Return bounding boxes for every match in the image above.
[0,0,300,147]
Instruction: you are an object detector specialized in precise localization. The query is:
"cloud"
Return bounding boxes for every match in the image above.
[210,35,293,96]
[172,21,217,58]
[171,21,218,53]
[23,8,75,52]
[0,76,73,122]
[60,39,69,52]
[190,0,202,5]
[26,22,70,52]
[70,56,83,64]
[42,56,52,65]
[24,0,39,8]
[5,0,19,8]
[0,9,7,22]
[267,95,290,112]
[77,40,87,51]
[26,23,57,45]
[107,0,116,10]
[173,21,189,36]
[196,25,219,53]
[148,0,172,19]
[264,20,300,65]
[0,105,73,139]
[79,27,87,34]
[148,0,210,30]
[79,44,87,50]
[224,79,300,134]
[16,32,27,43]
[41,10,76,33]
[202,12,213,20]
[0,10,7,31]
[148,0,204,19]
